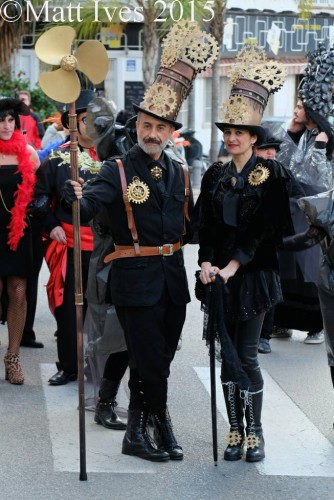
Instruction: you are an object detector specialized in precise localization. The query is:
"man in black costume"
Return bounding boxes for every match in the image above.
[62,22,218,462]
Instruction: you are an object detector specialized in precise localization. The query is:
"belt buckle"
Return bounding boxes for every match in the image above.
[163,243,174,256]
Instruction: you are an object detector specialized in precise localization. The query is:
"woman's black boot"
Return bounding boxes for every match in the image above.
[245,390,265,462]
[222,382,245,461]
[94,379,127,430]
[151,407,183,460]
[122,409,170,462]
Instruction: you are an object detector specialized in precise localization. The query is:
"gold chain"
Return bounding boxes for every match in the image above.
[0,189,11,213]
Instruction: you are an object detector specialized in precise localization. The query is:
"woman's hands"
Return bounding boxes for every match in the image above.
[200,262,220,284]
[217,260,240,283]
[200,259,240,284]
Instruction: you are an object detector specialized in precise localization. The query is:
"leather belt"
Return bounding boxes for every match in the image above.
[104,241,182,263]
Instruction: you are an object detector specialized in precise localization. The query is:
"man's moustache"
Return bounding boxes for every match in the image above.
[144,138,161,145]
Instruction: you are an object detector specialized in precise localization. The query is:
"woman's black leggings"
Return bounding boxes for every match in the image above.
[222,312,265,391]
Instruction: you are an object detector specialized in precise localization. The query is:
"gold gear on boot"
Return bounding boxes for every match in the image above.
[226,431,243,446]
[246,434,260,449]
[248,165,270,186]
[127,177,150,204]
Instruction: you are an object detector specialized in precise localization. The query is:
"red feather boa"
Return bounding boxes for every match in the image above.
[0,129,36,251]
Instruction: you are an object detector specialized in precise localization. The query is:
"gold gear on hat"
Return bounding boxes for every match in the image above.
[161,45,178,68]
[226,431,243,447]
[187,33,220,72]
[220,95,251,124]
[143,82,178,117]
[248,165,270,186]
[161,21,218,74]
[246,434,260,449]
[250,63,286,93]
[127,177,150,204]
[229,45,267,87]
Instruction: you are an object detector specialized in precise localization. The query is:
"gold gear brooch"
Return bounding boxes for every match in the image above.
[127,177,150,204]
[248,164,270,186]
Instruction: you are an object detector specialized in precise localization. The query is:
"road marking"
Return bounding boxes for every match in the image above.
[194,367,334,477]
[41,364,158,473]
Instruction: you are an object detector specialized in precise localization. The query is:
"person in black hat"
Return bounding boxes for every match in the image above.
[196,45,292,463]
[32,89,100,386]
[0,97,40,384]
[61,21,218,462]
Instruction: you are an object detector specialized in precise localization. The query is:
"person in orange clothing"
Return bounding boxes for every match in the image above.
[18,90,45,150]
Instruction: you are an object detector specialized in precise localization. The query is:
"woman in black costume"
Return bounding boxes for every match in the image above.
[197,46,291,462]
[0,97,39,384]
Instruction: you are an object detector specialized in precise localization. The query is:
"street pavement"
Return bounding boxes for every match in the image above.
[0,244,333,500]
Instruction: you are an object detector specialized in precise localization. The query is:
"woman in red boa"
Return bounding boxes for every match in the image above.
[0,97,39,384]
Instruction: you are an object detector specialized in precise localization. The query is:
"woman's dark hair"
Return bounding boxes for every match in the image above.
[304,105,334,159]
[0,109,20,130]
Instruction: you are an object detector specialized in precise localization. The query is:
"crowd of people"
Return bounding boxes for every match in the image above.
[1,35,334,467]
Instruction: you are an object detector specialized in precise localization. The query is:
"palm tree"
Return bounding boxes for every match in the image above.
[0,0,40,69]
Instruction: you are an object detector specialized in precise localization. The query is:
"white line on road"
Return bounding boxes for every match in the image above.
[194,367,334,477]
[41,363,157,473]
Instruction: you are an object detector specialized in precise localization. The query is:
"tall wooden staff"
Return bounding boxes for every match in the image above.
[35,26,108,480]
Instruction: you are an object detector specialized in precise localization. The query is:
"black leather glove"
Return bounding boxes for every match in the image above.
[281,225,326,251]
[61,179,78,204]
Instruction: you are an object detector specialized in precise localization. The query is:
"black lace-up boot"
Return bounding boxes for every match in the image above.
[122,409,170,461]
[245,390,265,462]
[151,407,183,460]
[94,379,127,430]
[222,382,245,461]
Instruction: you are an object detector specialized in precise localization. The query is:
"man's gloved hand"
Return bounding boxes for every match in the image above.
[61,179,80,204]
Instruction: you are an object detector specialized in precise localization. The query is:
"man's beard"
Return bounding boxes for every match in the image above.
[138,136,170,156]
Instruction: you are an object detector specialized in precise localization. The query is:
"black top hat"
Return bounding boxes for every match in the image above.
[61,89,96,128]
[133,103,183,130]
[256,132,282,150]
[216,46,286,145]
[133,22,219,132]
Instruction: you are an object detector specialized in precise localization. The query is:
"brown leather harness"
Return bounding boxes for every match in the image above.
[104,158,190,263]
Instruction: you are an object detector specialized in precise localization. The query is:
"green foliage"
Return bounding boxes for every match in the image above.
[297,0,314,20]
[0,69,57,120]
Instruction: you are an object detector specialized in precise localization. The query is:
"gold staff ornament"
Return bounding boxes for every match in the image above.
[35,26,109,103]
[127,177,150,204]
[248,164,270,186]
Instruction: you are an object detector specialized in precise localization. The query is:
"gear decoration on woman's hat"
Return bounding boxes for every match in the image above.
[216,44,286,141]
[161,20,219,73]
[229,45,267,86]
[228,45,286,94]
[299,41,334,118]
[142,82,178,117]
[220,95,251,124]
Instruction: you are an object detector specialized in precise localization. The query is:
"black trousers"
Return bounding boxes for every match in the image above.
[222,312,265,391]
[116,285,186,411]
[54,247,91,374]
[260,307,275,341]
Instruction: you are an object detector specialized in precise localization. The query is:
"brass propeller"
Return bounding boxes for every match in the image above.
[35,26,109,103]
